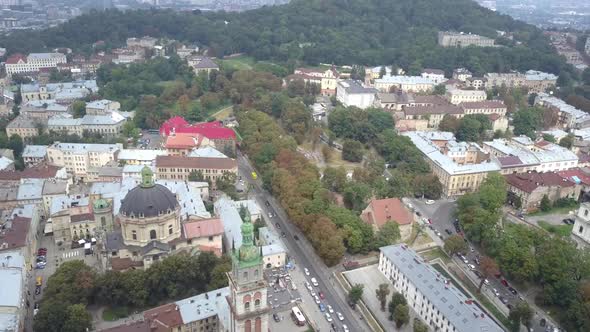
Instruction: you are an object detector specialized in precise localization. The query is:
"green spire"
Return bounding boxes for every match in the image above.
[140,166,155,188]
[237,209,260,264]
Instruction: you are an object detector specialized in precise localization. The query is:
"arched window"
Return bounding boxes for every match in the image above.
[254,299,260,307]
[255,317,262,332]
[244,302,250,311]
[150,229,157,239]
[132,230,137,240]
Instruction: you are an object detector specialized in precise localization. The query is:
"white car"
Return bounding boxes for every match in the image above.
[305,281,312,291]
[468,264,476,270]
[325,313,333,322]
[33,308,39,316]
[327,305,334,313]
[314,295,320,304]
[463,258,469,264]
[342,324,349,332]
[493,288,500,297]
[268,212,273,218]
[311,277,319,287]
[336,312,344,321]
[425,199,435,205]
[484,279,490,285]
[310,290,316,297]
[304,268,310,276]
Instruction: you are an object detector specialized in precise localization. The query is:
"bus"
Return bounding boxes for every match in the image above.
[251,171,257,180]
[291,306,306,326]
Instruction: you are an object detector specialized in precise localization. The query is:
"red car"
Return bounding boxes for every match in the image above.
[501,279,509,287]
[319,292,325,299]
[37,248,47,255]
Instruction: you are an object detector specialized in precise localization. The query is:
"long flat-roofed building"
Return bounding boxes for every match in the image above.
[155,155,237,182]
[5,52,67,76]
[379,244,503,332]
[438,31,496,48]
[374,75,435,93]
[47,142,122,179]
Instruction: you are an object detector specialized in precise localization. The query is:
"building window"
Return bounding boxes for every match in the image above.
[580,226,584,234]
[168,225,173,235]
[585,209,588,217]
[255,299,260,307]
[150,229,157,239]
[132,230,137,240]
[244,302,250,311]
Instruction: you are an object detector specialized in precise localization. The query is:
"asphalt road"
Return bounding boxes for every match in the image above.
[238,151,367,332]
[410,198,560,332]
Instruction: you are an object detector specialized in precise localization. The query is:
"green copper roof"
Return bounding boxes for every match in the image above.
[93,198,110,209]
[233,208,262,267]
[140,166,155,188]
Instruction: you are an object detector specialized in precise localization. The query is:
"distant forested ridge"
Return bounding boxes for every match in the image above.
[0,0,573,76]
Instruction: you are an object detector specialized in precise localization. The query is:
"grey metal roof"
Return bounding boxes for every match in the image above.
[22,145,47,158]
[380,245,504,332]
[176,287,230,324]
[338,80,378,94]
[119,184,178,218]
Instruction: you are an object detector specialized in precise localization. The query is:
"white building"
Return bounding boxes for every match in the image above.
[0,251,25,332]
[117,149,168,166]
[46,142,123,179]
[438,31,495,48]
[374,75,435,93]
[572,202,590,248]
[379,245,503,332]
[80,112,127,137]
[20,80,98,102]
[22,145,48,166]
[421,69,446,84]
[445,87,487,105]
[5,53,67,76]
[535,93,590,130]
[85,99,121,115]
[336,80,378,109]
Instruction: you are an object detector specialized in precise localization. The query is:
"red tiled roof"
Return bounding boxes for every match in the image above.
[0,216,30,251]
[497,155,525,167]
[360,198,413,229]
[98,320,150,332]
[143,303,183,331]
[5,53,26,64]
[71,213,94,223]
[183,218,224,239]
[535,140,551,148]
[505,172,575,193]
[160,118,236,140]
[0,165,61,182]
[488,113,501,121]
[164,134,205,149]
[557,168,590,185]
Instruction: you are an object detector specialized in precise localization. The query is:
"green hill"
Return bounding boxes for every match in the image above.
[0,0,572,76]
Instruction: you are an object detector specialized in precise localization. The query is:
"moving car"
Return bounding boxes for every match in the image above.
[36,276,42,286]
[337,312,344,321]
[342,324,349,332]
[304,268,310,276]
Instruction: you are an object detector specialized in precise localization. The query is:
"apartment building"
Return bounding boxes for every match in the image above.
[524,70,557,94]
[47,117,83,136]
[290,67,339,95]
[116,149,168,165]
[6,115,45,139]
[421,69,446,85]
[438,31,496,48]
[445,87,487,105]
[85,99,121,115]
[336,80,378,109]
[460,100,507,116]
[484,72,525,89]
[452,68,472,82]
[379,244,503,332]
[47,142,122,178]
[20,100,69,119]
[505,171,580,212]
[48,112,127,137]
[465,77,486,90]
[5,52,67,76]
[374,75,435,93]
[403,104,463,129]
[126,36,158,48]
[20,80,98,102]
[483,136,578,174]
[155,155,237,182]
[403,131,500,197]
[187,56,219,76]
[22,145,47,166]
[535,93,590,130]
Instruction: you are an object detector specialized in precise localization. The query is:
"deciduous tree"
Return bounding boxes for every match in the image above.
[376,283,390,311]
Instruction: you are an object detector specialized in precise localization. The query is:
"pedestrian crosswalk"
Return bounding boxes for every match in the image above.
[62,250,80,259]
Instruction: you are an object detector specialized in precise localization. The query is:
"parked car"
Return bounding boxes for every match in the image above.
[416,211,422,217]
[304,268,310,276]
[493,288,500,297]
[311,277,319,287]
[467,264,476,270]
[325,313,333,322]
[319,291,325,299]
[540,318,546,327]
[342,325,349,332]
[35,286,41,295]
[273,313,280,322]
[314,295,320,304]
[425,199,435,205]
[337,312,344,321]
[501,279,509,287]
[508,287,518,295]
[327,305,334,313]
[319,303,326,312]
[445,229,452,235]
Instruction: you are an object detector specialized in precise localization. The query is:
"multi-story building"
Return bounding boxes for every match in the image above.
[420,69,446,84]
[505,171,580,212]
[0,250,26,332]
[483,136,579,174]
[379,244,503,332]
[20,80,98,102]
[404,131,500,197]
[336,80,378,109]
[5,115,45,139]
[46,142,122,178]
[290,67,339,95]
[160,118,237,155]
[484,72,525,89]
[360,198,414,240]
[5,52,67,77]
[374,75,435,93]
[164,134,213,156]
[155,155,237,182]
[460,100,507,116]
[465,77,486,89]
[438,31,496,48]
[524,70,557,94]
[80,112,126,137]
[126,36,158,49]
[572,202,590,248]
[445,87,487,105]
[47,117,83,135]
[20,100,69,119]
[187,56,219,76]
[403,104,464,129]
[452,68,472,82]
[116,149,168,166]
[85,99,121,115]
[535,93,590,130]
[22,145,47,166]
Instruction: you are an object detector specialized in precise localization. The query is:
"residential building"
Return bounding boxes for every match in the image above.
[438,31,495,47]
[155,155,237,182]
[403,131,500,197]
[126,36,158,48]
[535,93,590,130]
[112,47,145,64]
[164,134,213,156]
[0,250,25,332]
[367,66,393,80]
[0,156,14,171]
[86,99,121,115]
[5,52,67,76]
[46,142,122,179]
[22,145,47,166]
[336,80,378,109]
[403,104,463,129]
[258,226,287,269]
[187,56,219,76]
[572,202,590,248]
[0,165,67,186]
[378,244,503,332]
[421,69,446,84]
[42,179,69,216]
[374,91,415,111]
[505,171,580,212]
[483,136,579,174]
[6,115,46,139]
[374,75,435,93]
[79,112,127,137]
[188,146,228,159]
[488,113,509,132]
[484,72,525,89]
[445,87,487,105]
[47,116,83,135]
[182,218,224,257]
[523,70,557,93]
[460,100,507,116]
[291,67,339,95]
[116,149,168,166]
[160,118,237,155]
[20,99,69,119]
[465,77,486,89]
[360,198,414,240]
[20,80,98,102]
[86,167,123,183]
[175,44,199,59]
[452,68,472,82]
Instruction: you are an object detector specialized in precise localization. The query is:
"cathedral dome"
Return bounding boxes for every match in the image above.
[119,166,178,218]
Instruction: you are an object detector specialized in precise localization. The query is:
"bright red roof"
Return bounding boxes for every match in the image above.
[159,116,189,136]
[160,117,236,140]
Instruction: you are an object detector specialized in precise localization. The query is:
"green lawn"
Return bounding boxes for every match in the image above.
[419,247,451,264]
[538,221,573,237]
[219,56,255,71]
[529,205,578,216]
[102,306,130,321]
